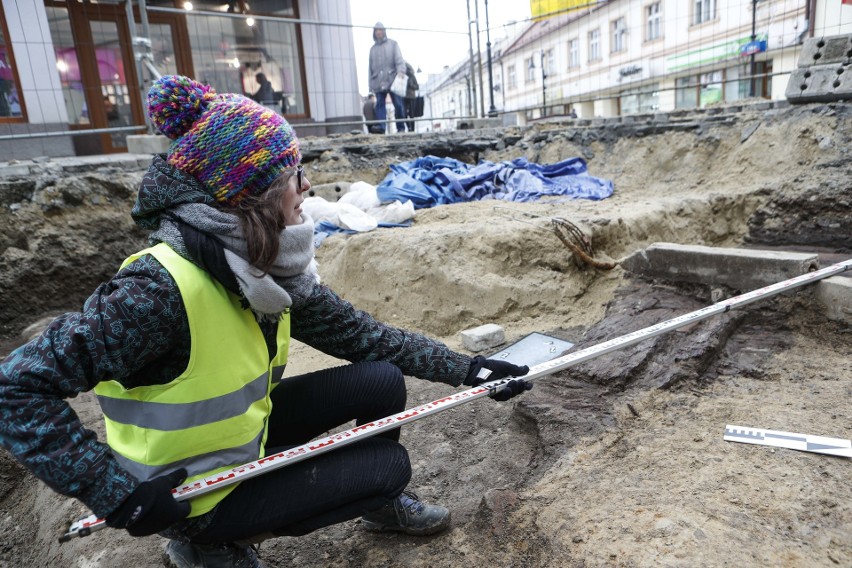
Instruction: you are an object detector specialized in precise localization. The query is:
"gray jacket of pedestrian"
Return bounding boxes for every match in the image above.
[368,23,405,93]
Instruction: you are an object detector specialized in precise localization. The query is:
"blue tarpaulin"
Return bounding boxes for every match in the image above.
[314,219,412,247]
[376,155,613,208]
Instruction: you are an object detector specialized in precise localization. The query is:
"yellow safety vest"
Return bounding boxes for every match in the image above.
[95,243,290,517]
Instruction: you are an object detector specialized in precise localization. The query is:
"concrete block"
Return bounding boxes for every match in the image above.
[797,35,852,68]
[458,118,502,130]
[786,66,852,103]
[308,182,350,202]
[815,276,852,325]
[621,243,820,291]
[127,134,170,155]
[0,164,32,177]
[460,323,505,352]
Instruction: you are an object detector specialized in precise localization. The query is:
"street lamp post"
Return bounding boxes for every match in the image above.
[749,0,757,97]
[485,0,497,117]
[540,51,547,117]
[528,50,547,118]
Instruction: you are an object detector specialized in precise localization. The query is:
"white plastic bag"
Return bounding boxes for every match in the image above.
[339,181,381,210]
[302,196,378,233]
[390,73,408,98]
[369,200,415,224]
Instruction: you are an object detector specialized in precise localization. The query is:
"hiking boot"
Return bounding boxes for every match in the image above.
[361,490,451,536]
[162,539,265,568]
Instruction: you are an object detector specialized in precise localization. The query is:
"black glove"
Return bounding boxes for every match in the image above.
[464,356,532,401]
[105,468,190,537]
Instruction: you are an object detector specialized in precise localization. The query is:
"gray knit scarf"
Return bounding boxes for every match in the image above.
[150,203,319,319]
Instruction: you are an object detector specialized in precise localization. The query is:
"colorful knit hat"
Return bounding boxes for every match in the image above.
[146,75,301,205]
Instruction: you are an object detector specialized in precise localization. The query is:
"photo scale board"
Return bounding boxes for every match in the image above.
[490,332,575,367]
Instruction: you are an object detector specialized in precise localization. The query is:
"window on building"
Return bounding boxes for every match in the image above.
[589,29,601,61]
[545,48,555,76]
[611,17,626,53]
[526,57,536,83]
[568,38,579,68]
[507,64,517,89]
[0,2,25,120]
[694,0,715,25]
[646,3,661,41]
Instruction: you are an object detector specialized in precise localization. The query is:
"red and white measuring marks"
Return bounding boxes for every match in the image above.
[60,258,851,542]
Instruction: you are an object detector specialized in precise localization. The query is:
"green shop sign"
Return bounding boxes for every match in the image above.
[665,34,768,73]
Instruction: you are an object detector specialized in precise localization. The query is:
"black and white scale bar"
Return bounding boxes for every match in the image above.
[724,425,852,458]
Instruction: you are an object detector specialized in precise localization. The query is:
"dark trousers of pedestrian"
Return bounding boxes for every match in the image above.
[186,361,411,543]
[403,97,416,132]
[374,90,406,133]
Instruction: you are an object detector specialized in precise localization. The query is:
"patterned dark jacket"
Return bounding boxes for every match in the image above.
[0,158,472,520]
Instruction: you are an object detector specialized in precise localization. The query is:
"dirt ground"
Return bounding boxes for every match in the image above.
[0,101,850,567]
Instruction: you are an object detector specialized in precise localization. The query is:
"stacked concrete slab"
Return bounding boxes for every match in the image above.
[620,243,820,292]
[786,34,852,103]
[622,243,852,325]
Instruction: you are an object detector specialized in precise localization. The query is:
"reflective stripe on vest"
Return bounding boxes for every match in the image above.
[94,243,290,517]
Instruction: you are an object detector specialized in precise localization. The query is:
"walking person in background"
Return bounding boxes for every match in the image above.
[0,74,531,568]
[403,61,419,132]
[368,22,406,134]
[362,92,380,134]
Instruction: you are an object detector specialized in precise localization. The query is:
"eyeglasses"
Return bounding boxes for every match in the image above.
[285,165,304,189]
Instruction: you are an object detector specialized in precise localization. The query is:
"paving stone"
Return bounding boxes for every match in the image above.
[460,323,505,352]
[815,275,852,325]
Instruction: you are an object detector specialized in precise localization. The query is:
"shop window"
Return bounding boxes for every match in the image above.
[621,83,659,115]
[242,0,296,17]
[699,70,723,106]
[0,3,25,121]
[184,10,305,115]
[168,0,295,17]
[675,76,699,109]
[47,6,86,126]
[728,61,772,100]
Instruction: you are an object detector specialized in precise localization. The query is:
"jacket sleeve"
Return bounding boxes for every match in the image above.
[393,41,406,75]
[0,255,188,518]
[290,284,472,386]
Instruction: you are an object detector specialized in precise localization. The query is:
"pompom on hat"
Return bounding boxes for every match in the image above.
[146,75,301,205]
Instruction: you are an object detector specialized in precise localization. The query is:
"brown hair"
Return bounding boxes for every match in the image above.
[232,175,291,274]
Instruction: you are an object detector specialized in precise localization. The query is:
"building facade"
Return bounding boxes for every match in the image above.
[499,0,810,121]
[424,0,851,125]
[0,0,361,159]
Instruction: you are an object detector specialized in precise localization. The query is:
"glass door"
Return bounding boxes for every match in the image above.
[45,1,193,155]
[89,18,134,151]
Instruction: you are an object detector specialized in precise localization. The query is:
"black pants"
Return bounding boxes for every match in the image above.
[403,97,416,132]
[191,361,411,543]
